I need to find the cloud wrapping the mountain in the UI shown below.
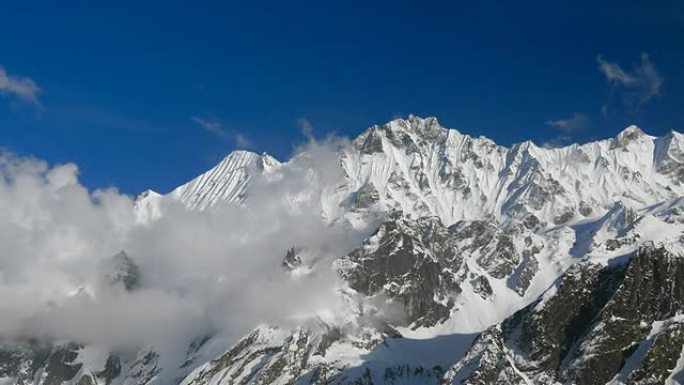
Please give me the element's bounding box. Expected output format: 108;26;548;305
0;138;374;369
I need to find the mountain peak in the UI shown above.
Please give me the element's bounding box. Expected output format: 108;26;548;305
259;152;281;171
616;125;646;141
136;189;161;200
215;150;281;172
220;149;260;162
384;115;452;137
104;251;140;291
354;115;453;154
611;125;648;149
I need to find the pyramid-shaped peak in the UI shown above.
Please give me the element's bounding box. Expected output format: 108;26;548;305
259;152;281;170
213;150;282;172
383;115;455;137
222;150;261;162
616;125;646;141
136;189;162;200
107;251;140;291
218;150;281;168
611;125;649;149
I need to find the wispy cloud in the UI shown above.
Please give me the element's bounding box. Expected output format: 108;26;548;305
0;66;40;106
191;116;253;149
545;112;589;133
296;118;314;140
192;116;226;137
233;132;252;149
597;53;662;111
541;135;572;149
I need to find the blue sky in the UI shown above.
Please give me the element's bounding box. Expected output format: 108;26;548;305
1;0;683;194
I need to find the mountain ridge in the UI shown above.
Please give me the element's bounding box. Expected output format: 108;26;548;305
138;116;684;231
4;115;684;385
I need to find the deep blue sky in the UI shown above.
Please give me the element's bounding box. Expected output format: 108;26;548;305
1;0;683;195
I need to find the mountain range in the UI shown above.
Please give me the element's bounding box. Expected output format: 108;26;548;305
3;115;684;385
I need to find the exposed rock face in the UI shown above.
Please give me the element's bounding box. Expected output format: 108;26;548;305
339;212;546;328
563;248;684;385
0;343;123;385
180;323;405;385
339;214;462;327
626;320;684;384
105;251;141;291
445;246;684;385
282;247;303;271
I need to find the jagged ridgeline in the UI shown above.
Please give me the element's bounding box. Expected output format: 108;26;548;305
5;115;684;384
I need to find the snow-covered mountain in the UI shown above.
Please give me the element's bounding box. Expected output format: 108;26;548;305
4;115;684;385
138;115;684;227
134;151;280;221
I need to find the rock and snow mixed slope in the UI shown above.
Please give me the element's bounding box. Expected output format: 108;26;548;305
3;115;684;385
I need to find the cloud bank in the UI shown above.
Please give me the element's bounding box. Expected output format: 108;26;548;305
0;138;376;367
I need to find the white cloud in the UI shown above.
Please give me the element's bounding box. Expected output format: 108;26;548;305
192;116;226;137
234;132;252;148
297;118;314;139
545;112;589;133
0;138;378;376
597;53;663;109
192;116;253;149
541;135;572;149
0;66;40;105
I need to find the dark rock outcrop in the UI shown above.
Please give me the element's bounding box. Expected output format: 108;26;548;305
446;246;684;385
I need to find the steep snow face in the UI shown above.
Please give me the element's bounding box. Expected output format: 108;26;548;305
655;130;684;183
136;116;683;231
167;151;280;210
338;116;508;226
134;151;281;220
339;118;683;229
